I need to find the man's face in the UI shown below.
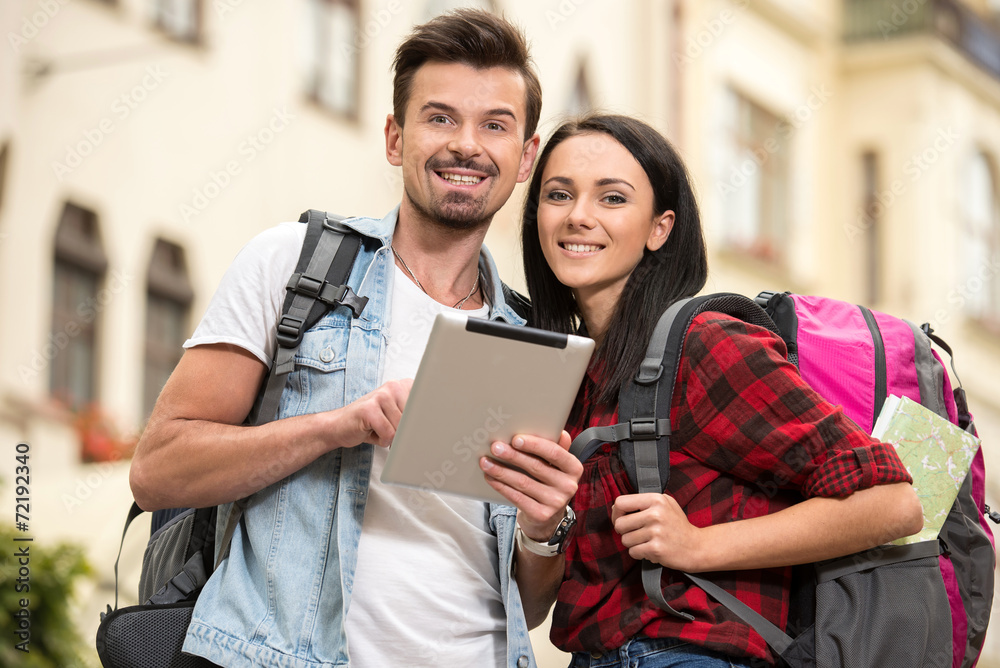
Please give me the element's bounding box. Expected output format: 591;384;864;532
385;61;540;231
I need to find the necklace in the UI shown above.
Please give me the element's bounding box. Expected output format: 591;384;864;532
391;244;481;309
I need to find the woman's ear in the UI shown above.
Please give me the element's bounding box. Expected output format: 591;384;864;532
646;210;675;252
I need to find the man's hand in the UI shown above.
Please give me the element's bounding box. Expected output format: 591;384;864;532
479;430;581;539
338;378;412;449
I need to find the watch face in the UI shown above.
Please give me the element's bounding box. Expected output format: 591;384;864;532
548;507;577;552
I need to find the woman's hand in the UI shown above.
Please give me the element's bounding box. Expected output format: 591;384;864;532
611;493;704;572
480;430;581;540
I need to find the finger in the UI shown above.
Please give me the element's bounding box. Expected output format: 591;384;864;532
489;442;578;522
480;457;539;511
495;436;583;485
613;493;659;515
558;430;572;451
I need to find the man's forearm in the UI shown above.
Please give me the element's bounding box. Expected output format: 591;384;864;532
130;411;339;510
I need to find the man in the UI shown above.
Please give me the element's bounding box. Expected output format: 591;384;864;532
130;10;581;668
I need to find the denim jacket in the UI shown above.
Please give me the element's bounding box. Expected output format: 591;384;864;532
182;208;536;668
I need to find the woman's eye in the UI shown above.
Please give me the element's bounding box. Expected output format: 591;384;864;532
604;194;627;205
545;190;570;201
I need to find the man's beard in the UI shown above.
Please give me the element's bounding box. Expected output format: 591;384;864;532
405;188;494;231
407;157;500;230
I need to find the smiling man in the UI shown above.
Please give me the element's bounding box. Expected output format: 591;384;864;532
129;9;583;668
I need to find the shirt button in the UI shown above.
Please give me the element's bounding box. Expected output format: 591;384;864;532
319;347;335;363
517;656;529;668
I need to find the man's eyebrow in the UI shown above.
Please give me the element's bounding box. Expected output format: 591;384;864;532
420;101;458;116
484;107;517;121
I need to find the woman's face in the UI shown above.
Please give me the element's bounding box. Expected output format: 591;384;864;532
536;132;673;306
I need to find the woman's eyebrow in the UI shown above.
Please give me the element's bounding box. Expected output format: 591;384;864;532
595;178;636;190
542;176;574;187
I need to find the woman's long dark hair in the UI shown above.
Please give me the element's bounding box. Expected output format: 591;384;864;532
521;114;708;404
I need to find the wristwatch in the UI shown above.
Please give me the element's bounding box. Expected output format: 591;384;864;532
515;506;577;557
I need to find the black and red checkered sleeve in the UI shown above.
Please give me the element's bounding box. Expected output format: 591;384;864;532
675;313;912;499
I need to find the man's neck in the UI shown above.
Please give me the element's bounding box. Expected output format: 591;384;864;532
391;204;491;309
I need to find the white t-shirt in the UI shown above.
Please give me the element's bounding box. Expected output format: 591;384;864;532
184;223;506;667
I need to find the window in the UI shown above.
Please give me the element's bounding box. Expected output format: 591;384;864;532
962;151;1000;326
51;203;107;407
718;89;791;265
567;61;593;116
150;0;202;44
144;239;193;419
302;0;361;118
0;142;9;214
861;151;881;305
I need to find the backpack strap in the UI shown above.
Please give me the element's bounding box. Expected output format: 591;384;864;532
251;210;368;426
111;501;146;610
919;322;976;433
501;283;532;321
570;292;780;620
685;540;942;660
224;210;369;564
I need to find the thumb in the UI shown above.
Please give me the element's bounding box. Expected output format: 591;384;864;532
558;430;572;451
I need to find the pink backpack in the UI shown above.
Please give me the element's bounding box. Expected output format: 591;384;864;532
757;291;996;668
572;291;997;667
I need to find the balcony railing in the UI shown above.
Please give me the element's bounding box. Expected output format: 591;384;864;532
844;0;1000;81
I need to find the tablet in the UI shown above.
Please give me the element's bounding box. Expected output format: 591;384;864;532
381;311;595;505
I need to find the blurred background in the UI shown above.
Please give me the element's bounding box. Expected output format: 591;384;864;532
1;0;1000;666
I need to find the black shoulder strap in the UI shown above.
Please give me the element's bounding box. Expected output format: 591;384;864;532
223;210;369;566
250;210;368;425
569;292;780;620
755;290;800;365
501;283;532;321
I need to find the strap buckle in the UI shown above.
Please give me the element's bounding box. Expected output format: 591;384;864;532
287;273;323;298
317;283;368;318
629;418;660;441
276;314;306;348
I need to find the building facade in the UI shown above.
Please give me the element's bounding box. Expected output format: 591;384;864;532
1;0;999;665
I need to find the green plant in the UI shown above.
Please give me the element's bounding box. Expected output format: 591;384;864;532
0;524;93;668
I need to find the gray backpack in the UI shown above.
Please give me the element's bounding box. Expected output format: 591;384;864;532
96;210;368;668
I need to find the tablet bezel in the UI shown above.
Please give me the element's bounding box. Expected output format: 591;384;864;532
380;312;594;505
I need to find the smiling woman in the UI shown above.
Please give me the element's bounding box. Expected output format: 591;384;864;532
535;131;673;342
519;115;922;668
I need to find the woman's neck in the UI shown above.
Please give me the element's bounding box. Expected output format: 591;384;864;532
575;285;622;347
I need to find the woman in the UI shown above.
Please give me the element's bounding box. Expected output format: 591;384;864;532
518;115;923;667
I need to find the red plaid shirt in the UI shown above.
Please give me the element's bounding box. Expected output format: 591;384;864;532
551;313;912;663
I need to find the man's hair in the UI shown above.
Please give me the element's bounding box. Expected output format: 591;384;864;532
392;8;542;140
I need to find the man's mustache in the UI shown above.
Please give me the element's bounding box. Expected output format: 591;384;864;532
426;158;499;178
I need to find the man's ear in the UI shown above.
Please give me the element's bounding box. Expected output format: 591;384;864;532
646;210;675;251
517;133;541;183
385;114;403;166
